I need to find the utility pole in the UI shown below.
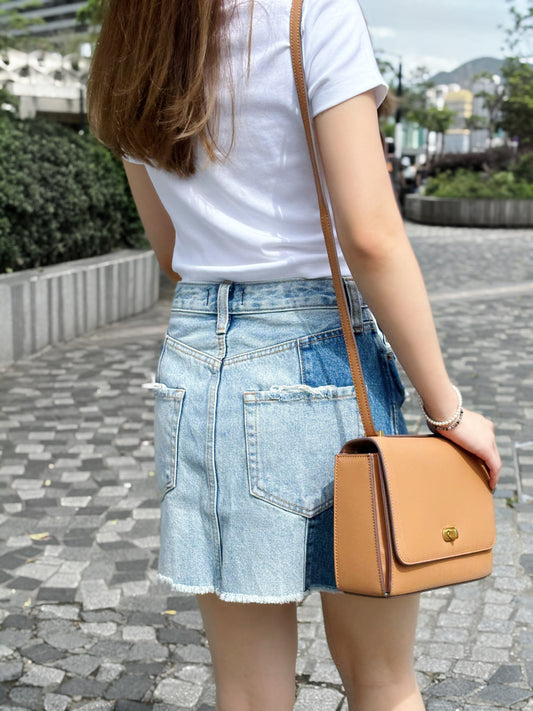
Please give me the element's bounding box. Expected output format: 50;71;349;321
79;84;85;132
394;57;403;159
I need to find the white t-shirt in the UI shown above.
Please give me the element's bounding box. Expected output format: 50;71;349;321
125;0;386;282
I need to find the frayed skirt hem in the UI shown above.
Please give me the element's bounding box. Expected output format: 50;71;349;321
157;573;339;604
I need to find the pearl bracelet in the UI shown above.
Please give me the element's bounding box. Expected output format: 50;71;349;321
420;385;463;428
436;408;464;431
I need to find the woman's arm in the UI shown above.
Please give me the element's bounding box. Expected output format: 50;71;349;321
122;161;180;284
314;90;500;487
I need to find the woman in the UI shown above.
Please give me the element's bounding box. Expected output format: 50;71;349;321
88;1;500;709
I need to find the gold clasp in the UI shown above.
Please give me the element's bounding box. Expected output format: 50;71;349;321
442;527;459;543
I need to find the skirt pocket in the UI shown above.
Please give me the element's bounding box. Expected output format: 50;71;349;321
153;385;186;499
243;384;363;518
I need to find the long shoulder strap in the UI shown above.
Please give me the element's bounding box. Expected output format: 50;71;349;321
289;0;377;437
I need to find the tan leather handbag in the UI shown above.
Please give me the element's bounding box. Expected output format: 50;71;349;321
290;0;496;597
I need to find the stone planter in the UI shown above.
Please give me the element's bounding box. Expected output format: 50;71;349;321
405;195;533;227
0;249;160;369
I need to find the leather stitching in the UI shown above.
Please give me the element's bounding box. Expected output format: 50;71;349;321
333;457;343;587
369;455;386;595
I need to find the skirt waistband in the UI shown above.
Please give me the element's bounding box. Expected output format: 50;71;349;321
171;278;372;327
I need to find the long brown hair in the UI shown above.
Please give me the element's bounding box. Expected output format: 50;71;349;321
87;0;233;177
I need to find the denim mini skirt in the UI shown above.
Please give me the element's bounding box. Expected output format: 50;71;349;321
151;277;407;603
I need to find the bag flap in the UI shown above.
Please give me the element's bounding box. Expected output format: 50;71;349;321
360;436;496;566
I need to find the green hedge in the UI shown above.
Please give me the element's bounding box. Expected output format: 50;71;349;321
426;168;533;199
0;113;145;273
513;152;533;184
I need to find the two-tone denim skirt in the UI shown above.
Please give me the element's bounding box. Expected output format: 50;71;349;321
151;277;407;603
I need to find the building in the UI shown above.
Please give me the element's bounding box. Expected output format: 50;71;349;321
0;48;88;124
0;2;90;123
1;0;86;37
424;81;499;154
444;89;474;153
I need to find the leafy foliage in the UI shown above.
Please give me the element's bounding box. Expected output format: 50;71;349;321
401;67;458;156
0;114;145;273
504;0;533;56
424;107;455;135
403;66;434;126
77;0;104;25
499;57;533;149
473;72;506;148
464;114;487;132
513;151;533;182
0;0;44;51
426;168;533;199
0;85;18;110
498;1;533;149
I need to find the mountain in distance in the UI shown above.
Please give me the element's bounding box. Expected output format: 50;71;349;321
430;57;504;88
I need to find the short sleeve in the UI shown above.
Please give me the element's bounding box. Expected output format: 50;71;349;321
301;0;388;118
122;155;145;165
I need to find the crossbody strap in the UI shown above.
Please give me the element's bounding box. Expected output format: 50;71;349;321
289;0;377;437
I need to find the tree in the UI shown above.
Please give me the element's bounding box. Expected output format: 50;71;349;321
499;57;533;149
76;0;104;31
403;66;434;121
464;114;488;152
499;1;533;150
402;66;435;156
70;0;104;52
504;0;532;56
474;72;506;150
77;0;104;26
0;0;43;51
425;107;456;157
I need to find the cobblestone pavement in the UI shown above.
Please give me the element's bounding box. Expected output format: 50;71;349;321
1;222;533;711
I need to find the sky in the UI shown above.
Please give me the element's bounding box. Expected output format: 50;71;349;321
359;0;520;79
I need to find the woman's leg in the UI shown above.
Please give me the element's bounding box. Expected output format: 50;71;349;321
196;594;298;711
321;591;425;711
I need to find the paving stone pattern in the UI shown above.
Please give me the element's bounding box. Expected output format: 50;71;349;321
0;222;532;710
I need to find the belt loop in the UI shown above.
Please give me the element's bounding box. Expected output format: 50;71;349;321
216;281;232;335
342;278;364;333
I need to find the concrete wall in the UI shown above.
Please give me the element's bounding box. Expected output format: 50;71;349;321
406;195;533;227
0;250;159;369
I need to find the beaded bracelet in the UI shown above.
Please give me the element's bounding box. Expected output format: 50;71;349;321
435;408;464;431
420;385;463;430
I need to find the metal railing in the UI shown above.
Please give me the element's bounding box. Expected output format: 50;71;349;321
514;441;533;504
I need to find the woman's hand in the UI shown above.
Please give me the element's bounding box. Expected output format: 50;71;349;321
431;409;501;491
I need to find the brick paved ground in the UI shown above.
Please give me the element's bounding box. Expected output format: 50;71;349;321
0;222;532;710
